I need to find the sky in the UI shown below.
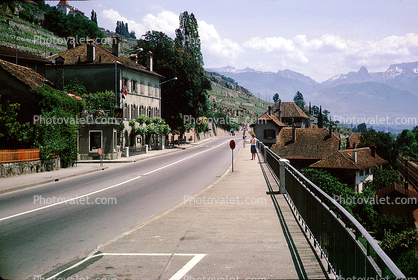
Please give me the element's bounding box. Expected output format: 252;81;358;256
59;0;418;82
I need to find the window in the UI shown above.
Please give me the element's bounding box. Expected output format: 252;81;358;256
264;129;275;140
89;130;102;152
131;80;137;93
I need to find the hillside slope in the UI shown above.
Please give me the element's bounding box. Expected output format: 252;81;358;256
206;71;270;121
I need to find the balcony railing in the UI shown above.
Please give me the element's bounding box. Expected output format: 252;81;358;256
256;140;405;278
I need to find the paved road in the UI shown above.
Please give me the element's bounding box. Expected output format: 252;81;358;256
0;137;242;279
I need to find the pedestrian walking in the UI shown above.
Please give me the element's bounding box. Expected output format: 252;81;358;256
250;132;257;160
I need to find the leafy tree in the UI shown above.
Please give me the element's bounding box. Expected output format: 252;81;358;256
293;91;305;109
311;105;319;117
396;128;418;159
175;11;203;66
356;123;367;133
0;97;29;149
31;86;83;167
360;128;398;166
131;115;171;146
363;167;402;192
273;93;280;103
136;29;211;136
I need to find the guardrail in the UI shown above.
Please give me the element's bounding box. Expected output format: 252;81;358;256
257;140;405;278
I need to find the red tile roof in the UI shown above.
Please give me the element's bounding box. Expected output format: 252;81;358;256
309;147;387;170
271;127;340;160
269;101;309;119
0;58;53;89
375;182;418;201
0;45;51;64
258;113;286;127
347;133;362;148
48;43;163;77
57;0;70;6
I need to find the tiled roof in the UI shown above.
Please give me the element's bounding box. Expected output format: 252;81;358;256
258;113;286;127
309;147;387;170
269;102;309;119
348;133;362;148
57;0;70;6
271;127;340;159
0;58;53;89
48;44;163;77
0;45;52;63
375;182;418;201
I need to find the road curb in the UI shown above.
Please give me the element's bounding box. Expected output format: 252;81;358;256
0;166;109;195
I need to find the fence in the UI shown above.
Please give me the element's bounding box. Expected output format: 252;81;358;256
257;140;405;278
0;149;59;163
0;149;40;163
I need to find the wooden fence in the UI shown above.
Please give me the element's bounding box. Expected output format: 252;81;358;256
0;149;59;163
0;149;40;163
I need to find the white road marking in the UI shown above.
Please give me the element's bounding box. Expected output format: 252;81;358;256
46;252;206;280
0;175;142;222
142;140;229;176
1;139;231;223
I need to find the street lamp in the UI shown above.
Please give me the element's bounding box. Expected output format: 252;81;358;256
114;48;143;108
158;77;177;117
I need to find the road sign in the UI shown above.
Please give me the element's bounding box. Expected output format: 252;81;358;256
98;148;103;155
229;140;236;150
242;125;248;131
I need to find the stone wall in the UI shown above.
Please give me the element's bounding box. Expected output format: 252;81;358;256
0;158;60;178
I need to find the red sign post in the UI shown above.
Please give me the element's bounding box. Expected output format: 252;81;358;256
230;140;235;172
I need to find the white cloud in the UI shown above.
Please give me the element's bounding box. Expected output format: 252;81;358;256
198;20;244;66
100;9;178;37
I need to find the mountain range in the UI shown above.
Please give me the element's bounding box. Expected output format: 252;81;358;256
206;62;418;131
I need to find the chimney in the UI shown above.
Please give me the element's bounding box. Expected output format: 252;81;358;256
278;100;282;121
67;37;75;50
353;150;357;163
129;53;138;63
147;51;153;72
292;124;296;143
87;39;95;63
329;125;333;138
268;106;272;115
371;144;376;158
112;35;121;56
54;56;65;91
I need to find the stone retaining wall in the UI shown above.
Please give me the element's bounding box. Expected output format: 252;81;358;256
0;158;60;178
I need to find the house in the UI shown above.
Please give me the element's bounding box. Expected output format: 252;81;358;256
375;182;418;228
0;58;54;124
45;36;165;159
271;126;340;169
251;107;286;147
0;45;53;77
56;0;71;15
252;101;310;146
309;146;387;192
270;101;310;128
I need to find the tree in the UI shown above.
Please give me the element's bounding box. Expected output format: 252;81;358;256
273;93;280;103
175;11;203;66
318;106;323;128
90;9;97;25
293;91;305;109
396;129;418;159
360;128;398;166
136;29;211;135
311;105;319;117
357;123;367;133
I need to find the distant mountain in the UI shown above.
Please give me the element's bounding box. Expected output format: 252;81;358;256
206;63;418;130
206;66;320;102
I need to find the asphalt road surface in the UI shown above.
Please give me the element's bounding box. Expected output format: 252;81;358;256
0;137;242;279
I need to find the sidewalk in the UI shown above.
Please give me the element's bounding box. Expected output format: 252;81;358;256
48;144;330;280
0;138;213;195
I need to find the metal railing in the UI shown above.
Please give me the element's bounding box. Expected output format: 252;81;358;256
256;140;405;279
